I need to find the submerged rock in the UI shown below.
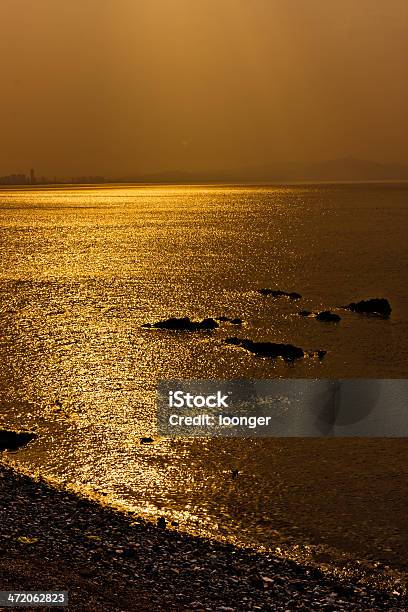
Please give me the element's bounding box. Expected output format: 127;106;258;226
343;298;391;318
225;337;304;361
142;317;219;331
298;310;312;317
258;289;302;300
315;311;341;323
0;429;37;451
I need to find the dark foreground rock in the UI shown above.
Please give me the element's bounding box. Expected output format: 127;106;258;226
0;464;406;611
225;337;305;361
315;311;341;323
0;430;37;452
258;289;302;300
142;317;219;331
343;298;392;318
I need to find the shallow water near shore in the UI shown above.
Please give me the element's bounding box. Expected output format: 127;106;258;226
1;183;408;579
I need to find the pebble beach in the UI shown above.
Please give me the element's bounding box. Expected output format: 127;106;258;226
1;463;406;611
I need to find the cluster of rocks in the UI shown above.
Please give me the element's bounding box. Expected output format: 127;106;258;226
299;298;392;323
1;464;405;611
141;292;392;364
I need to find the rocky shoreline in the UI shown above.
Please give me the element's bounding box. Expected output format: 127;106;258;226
0;463;406;611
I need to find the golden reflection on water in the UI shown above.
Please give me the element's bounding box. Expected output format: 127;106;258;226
1;184;408;577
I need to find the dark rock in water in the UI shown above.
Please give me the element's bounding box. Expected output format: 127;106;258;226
288;292;302;300
142;317;219;331
225;337;242;346
0;429;37;451
216;316;242;325
140;437;154;444
157;517;166;529
307;350;327;359
315;311;341;323
300;309;340;322
231;469;239;479
225;337;304;361
149;317;193;330
344;298;391;318
258;289;302;300
199;318;219;330
258;288;274;296
196;317;218;330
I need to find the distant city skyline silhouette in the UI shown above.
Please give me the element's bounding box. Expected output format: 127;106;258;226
1;157;408;186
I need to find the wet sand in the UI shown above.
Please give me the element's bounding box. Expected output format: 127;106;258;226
0;463;406;611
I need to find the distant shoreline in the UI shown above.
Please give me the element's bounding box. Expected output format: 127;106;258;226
1;179;408;191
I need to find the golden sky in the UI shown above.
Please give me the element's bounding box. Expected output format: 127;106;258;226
1;0;407;177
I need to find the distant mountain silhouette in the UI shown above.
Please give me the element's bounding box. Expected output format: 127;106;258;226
121;158;408;184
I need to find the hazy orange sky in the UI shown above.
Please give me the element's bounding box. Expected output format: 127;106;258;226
1;0;407;177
